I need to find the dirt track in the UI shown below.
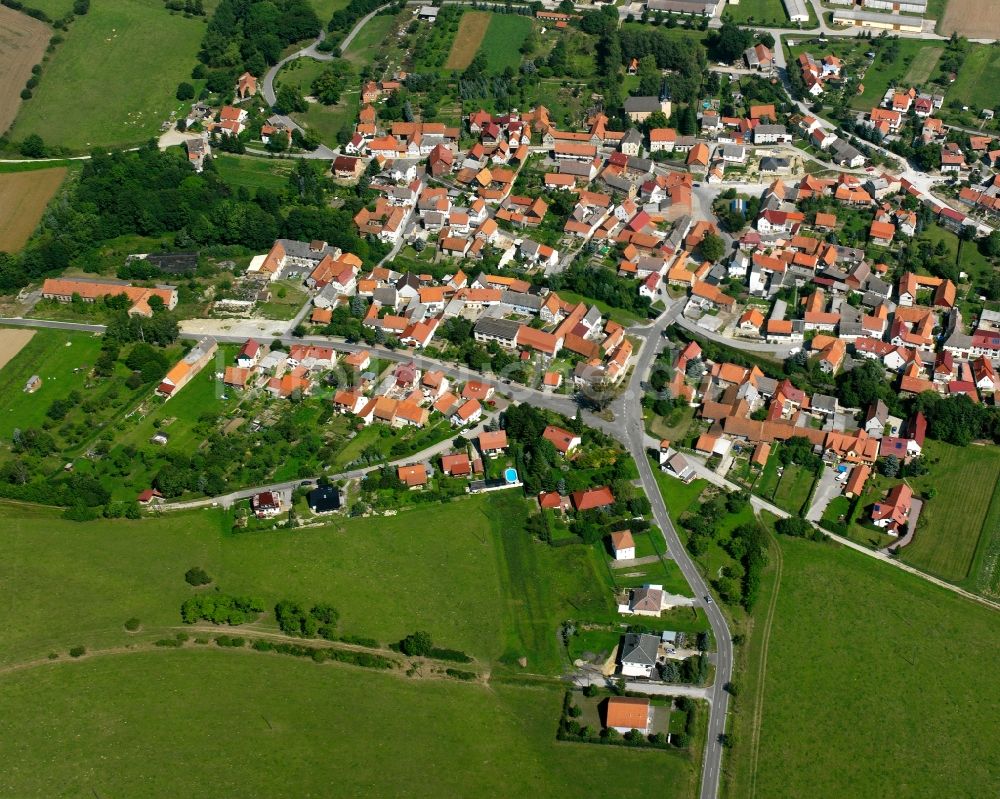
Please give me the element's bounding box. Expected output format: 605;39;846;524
0;6;50;135
445;11;490;70
0;328;34;371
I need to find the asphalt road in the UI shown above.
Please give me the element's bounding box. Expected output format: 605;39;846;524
614;304;733;799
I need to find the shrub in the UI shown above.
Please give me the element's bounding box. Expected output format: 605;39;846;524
68;646;86;658
124;617;141;631
445;668;476;681
398;630;433;657
184;566;212;586
155;638;183;647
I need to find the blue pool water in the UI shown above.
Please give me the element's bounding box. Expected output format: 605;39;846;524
504;468;518;483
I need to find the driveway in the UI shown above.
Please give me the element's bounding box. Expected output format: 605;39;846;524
806;466;842;523
881;497;923;555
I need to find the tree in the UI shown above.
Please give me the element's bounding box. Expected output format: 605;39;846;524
699;233;725;263
19;134;46;158
176;82;195;101
399;630;433;656
185;567;213;586
73;0;90;14
709;20;753;64
878;455;900;478
274;84;307;114
265;130;289;153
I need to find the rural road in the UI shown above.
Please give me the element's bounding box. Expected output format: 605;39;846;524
614;300;733;799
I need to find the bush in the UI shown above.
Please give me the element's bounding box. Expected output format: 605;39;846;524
184;566;212;586
445;668;476;680
155;638;183;647
180;594;264;625
68;646;86;658
124;617;141;631
215;635;245;648
398;630;433;657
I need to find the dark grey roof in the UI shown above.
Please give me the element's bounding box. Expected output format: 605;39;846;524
558;159;593;177
620;633;659;665
501;290;543;311
812;394;838;413
474;317;521;339
624;96;663;113
276;239;338;262
622;128;643;146
307;485;341;512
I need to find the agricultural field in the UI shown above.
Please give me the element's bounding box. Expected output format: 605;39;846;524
939;0;1000;39
444;10;490;70
212;154;296;193
946;43;1000;111
0;328;34;371
0;650;698;797
8;0;203;151
744;536;1000;798
722;0;789;26
0;167;67;251
0;491;614;673
0;327;104;440
0;6;50;135
479;14;533;73
901;441;1000;585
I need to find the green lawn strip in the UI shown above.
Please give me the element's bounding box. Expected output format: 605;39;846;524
256;278;310;320
213;154;296;193
947;43;1000;111
10;0;203;151
567;628;622;661
900;440;1000;583
0;649;697;797
650;463;708;518
343;12;396;65
770;464;816;516
722;0;789;25
487;491;617;673
751;537;1000;798
556;290;644;326
722;511;782;797
969;473;1000;598
478;14;532;73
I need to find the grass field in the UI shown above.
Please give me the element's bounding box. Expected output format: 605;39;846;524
0;491;615;672
900;441;1000;584
212;154;295;192
747;537;1000;798
0;327;104;440
8;0;203;151
310;0;350;24
343;12;395;65
478;14;532;73
770;463;816;516
0;6;50;135
0;168;67;251
445;11;491;70
947;43;1000;110
902;45;943;86
0;649;698;797
722;0;788;25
